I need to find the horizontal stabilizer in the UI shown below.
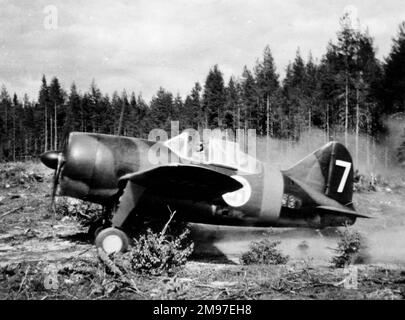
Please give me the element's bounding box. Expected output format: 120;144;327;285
316;206;372;219
119;164;242;200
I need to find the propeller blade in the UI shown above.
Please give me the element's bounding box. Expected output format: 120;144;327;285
50;153;65;210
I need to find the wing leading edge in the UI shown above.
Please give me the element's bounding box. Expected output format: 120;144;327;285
119;164;243;200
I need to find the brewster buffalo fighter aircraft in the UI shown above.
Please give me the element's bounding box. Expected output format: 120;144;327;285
41;131;369;253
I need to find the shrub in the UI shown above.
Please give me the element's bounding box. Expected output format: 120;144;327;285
55;197;103;223
331;228;366;268
0;163;43;188
120;228;194;276
240;239;289;265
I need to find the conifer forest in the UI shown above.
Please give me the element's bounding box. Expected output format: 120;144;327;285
1;15;405;168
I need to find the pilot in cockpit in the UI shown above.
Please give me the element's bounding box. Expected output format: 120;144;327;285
195;141;204;152
192;140;206;162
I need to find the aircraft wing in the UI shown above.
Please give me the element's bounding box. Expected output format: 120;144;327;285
118;164;243;200
316;206;372;219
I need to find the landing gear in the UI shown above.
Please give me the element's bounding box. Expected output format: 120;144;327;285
87;203;116;239
88;219;111;239
95;227;129;254
93;185;138;254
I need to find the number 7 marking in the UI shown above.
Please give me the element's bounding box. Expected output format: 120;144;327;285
335;160;351;193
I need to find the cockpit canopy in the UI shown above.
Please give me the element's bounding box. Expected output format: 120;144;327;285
164;131;261;174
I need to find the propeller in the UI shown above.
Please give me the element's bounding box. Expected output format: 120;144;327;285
40;151;65;211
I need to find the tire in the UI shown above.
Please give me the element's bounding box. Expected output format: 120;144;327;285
95;227;129;254
88;219;111;239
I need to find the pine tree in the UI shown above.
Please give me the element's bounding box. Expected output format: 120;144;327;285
117;90;131;136
182;82;202;130
0;86;11;160
149;87;174;132
38;75;50;151
88;80;102;133
11;93;18;161
283;50;309;139
305;53;322;131
202;65;226;128
254;46;280;136
172;94;182;124
336;13;362;145
66;83;81;133
224;77;239;130
136;94;150;138
383;22;405;114
49;77;65;149
240;66;257;131
127;91;138;136
22;94;35;156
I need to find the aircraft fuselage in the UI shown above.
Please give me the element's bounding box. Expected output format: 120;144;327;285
53;132;354;229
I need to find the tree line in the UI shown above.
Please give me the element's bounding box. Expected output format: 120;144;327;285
1;15;405;163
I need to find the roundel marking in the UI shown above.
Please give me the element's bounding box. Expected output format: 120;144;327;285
222;175;252;207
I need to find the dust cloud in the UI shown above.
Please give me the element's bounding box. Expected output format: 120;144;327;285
193;126;405;266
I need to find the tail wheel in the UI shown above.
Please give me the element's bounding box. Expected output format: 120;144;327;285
95;227;129;254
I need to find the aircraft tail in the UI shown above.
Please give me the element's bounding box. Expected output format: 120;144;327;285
283;142;354;208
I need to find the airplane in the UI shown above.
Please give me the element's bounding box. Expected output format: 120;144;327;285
40;131;370;254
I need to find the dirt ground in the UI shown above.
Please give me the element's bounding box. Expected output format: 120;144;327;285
0;161;404;300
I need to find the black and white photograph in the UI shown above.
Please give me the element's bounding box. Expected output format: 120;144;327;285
1;0;405;303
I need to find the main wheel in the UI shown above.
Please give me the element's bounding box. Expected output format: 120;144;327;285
95;227;129;254
88;220;103;238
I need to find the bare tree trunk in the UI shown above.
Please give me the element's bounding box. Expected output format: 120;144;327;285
271;118;274;137
266;95;270;158
326;104;330;143
345;73;349;146
44;105;48;152
4;104;8;152
244;119;248;136
54;103;57;150
237;105;240;130
366;107;370;169
266;96;270;137
372;138;376;169
50;116;53;150
12;105;15;162
233;105;236;133
80;101;84;132
366;135;370;169
355;87;359;165
117;101;125;136
4;104;7;132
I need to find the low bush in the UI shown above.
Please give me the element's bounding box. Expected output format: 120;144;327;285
55;197;103;223
331;228;367;268
0;163;43;188
240;239;289;265
116;228;194;276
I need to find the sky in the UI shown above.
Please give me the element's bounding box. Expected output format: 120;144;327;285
0;0;404;102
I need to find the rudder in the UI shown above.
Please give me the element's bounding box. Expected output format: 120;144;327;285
315;142;353;207
283;141;354;207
